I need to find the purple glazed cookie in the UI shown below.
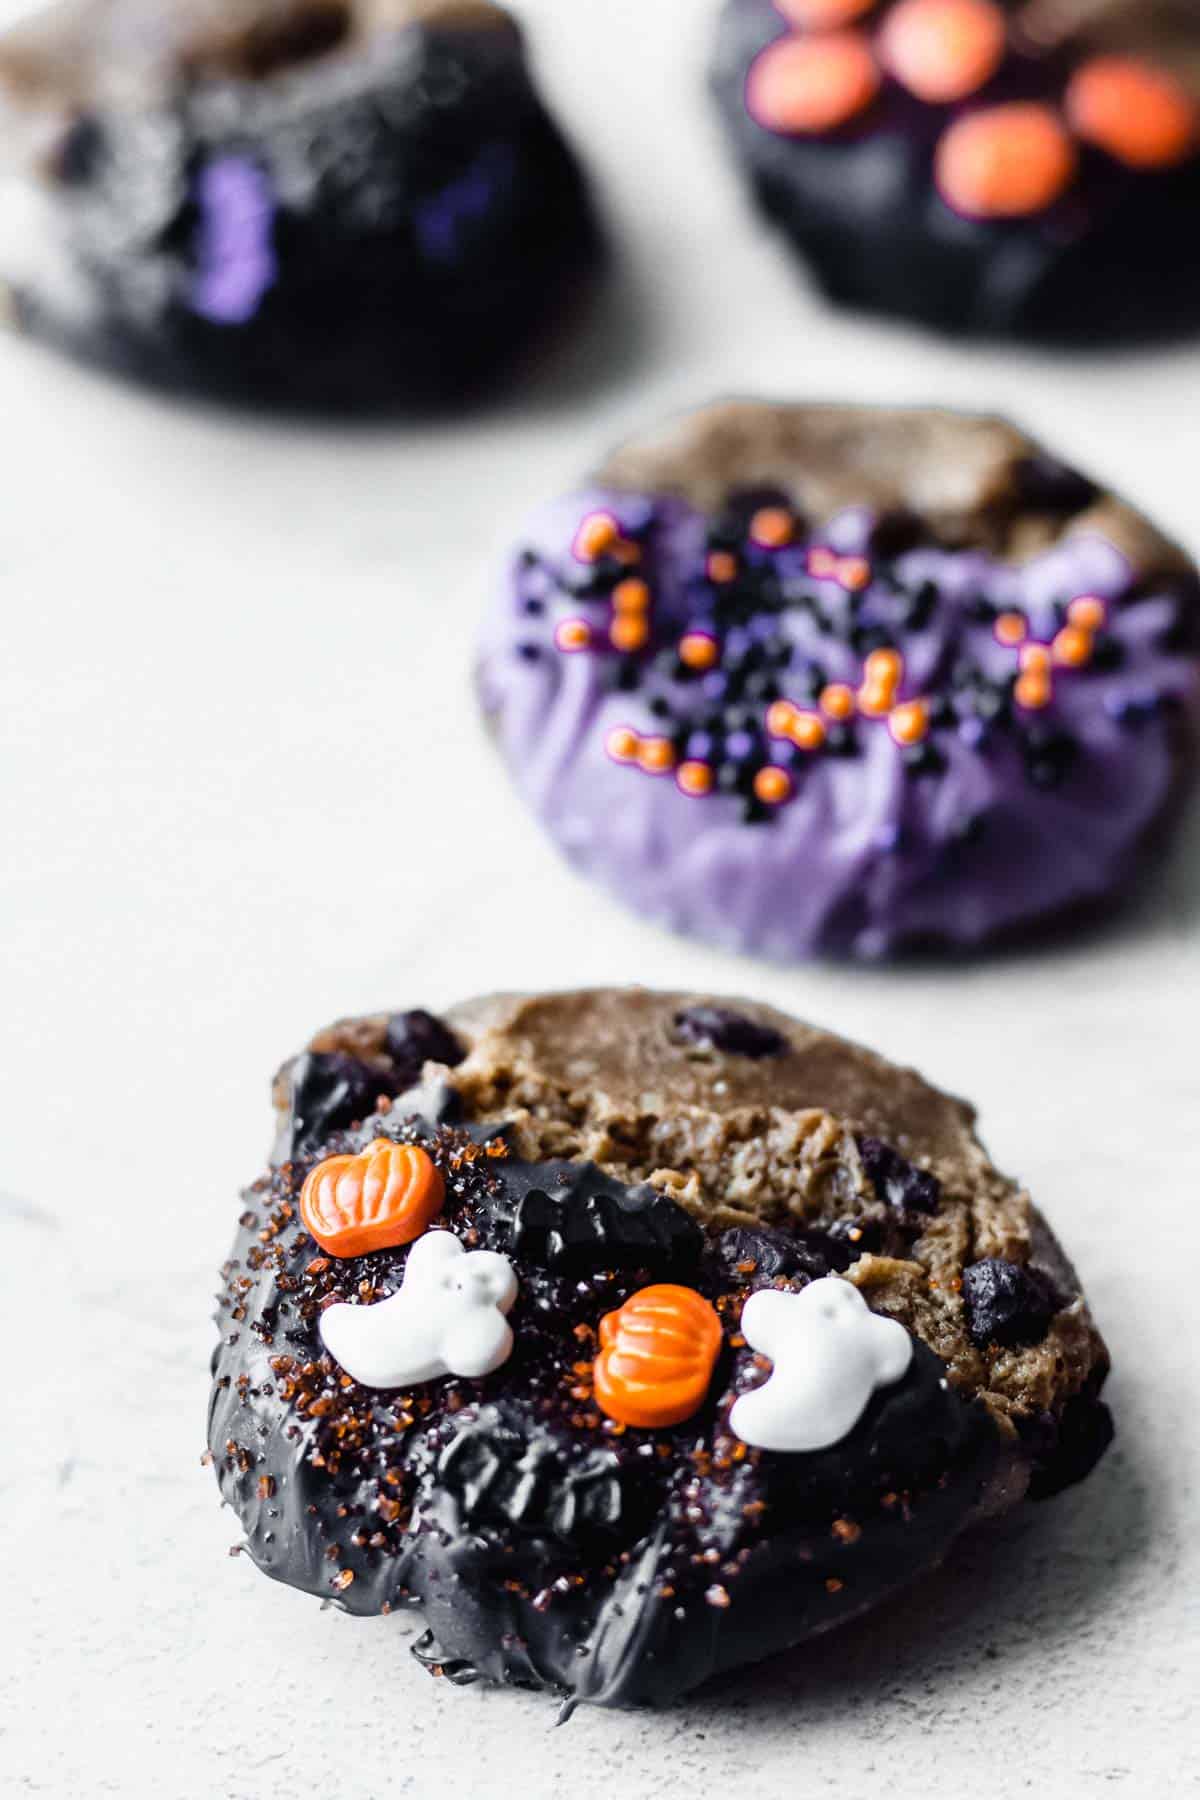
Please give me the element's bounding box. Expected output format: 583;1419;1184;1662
0;0;601;409
208;988;1112;1710
713;0;1200;343
477;400;1199;961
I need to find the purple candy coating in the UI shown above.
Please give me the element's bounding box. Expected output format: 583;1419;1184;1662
190;156;277;327
477;487;1198;960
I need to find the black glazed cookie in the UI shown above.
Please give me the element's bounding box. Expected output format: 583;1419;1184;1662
713;0;1200;342
209;988;1113;1709
0;0;601;408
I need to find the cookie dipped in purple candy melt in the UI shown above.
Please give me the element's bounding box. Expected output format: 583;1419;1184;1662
477;400;1199;961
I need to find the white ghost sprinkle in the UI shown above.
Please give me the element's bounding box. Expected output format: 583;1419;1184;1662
319;1229;518;1390
729;1276;913;1453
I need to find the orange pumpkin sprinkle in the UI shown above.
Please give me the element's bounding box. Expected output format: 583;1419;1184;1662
888;698;930;745
1014;669;1052;710
300;1141;445;1259
677;759;715;797
1018;642;1052;672
1052;624;1094;668
747;32;881;136
808;547;841;578
777;0;876;25
936;102;1076;218
993;610;1028;647
1067;56;1198;170
679;631;720;671
749;505;795;548
881;0;1006;104
554;618;592;652
610;614;650;654
572;511;619;563
707;550;739;584
606;726;641;763
612;577;651;615
593;1286;722;1429
638;735;676;774
753;765;794;804
611;538;643;567
820;682;856;720
1067;595;1107;631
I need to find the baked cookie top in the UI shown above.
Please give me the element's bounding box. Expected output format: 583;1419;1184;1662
209;988;1112;1708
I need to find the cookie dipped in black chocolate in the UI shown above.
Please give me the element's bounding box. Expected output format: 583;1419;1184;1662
0;0;603;408
209;988;1113;1709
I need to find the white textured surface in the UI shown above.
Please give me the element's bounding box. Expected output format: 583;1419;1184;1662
2;0;1199;1792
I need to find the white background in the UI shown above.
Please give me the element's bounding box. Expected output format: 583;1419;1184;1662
2;1;1198;1794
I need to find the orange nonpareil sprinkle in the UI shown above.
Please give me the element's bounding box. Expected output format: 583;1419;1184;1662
554;618;592;652
612;577;651;615
749;504;796;547
572;511;619;563
1052;624;1094;668
638;735;676;774
819;682;856;720
1067;595;1106;631
605;726;641;763
679;631;720;671
993;610;1028;647
888;698;930;745
677;760;715;797
1014;669;1052;710
610;614;650;654
753;765;794;804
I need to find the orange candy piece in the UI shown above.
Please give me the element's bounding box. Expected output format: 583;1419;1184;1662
1067;595;1106;631
677;759;715;797
881;0;1006;104
612;578;651;615
606;726;640;763
679;631;720;670
936;102;1076;217
573;511;619;563
776;0;877;25
994;610;1028;647
1052;624;1093;667
594;1285;723;1429
554;618;592;653
1014;669;1052;710
754;765;794;804
749;505;796;547
819;682;856;720
1067;56;1198;171
610;614;650;654
747;31;881;135
638;735;676;774
888;698;930;745
300;1140;445;1259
